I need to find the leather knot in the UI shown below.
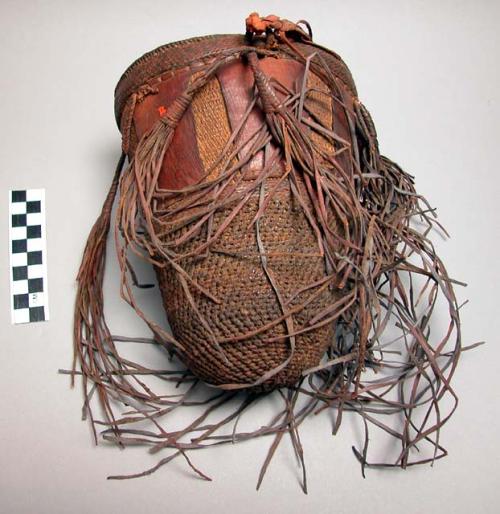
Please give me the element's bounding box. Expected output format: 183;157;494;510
247;52;281;113
160;93;191;128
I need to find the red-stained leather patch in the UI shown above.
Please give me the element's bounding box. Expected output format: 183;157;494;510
132;68;205;190
217;57;304;176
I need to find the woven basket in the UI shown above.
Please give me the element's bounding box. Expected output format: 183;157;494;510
72;16;462;485
113;35;359;389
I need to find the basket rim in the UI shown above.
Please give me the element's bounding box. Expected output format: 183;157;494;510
113;33;357;128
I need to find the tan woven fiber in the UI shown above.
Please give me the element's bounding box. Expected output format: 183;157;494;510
191;76;232;182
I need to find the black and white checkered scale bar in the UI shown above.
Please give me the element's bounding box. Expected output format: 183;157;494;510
9;189;49;323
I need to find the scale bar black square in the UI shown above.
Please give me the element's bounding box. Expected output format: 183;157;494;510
13;294;29;309
27;225;41;238
28;278;44;293
12;214;26;227
13;266;28;281
28;251;43;265
12;240;27;253
11;190;26;202
29;307;45;322
27;201;41;213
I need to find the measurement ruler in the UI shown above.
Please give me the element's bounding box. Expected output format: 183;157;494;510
8;189;49;324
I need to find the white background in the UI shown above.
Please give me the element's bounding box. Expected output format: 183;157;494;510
0;1;499;513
